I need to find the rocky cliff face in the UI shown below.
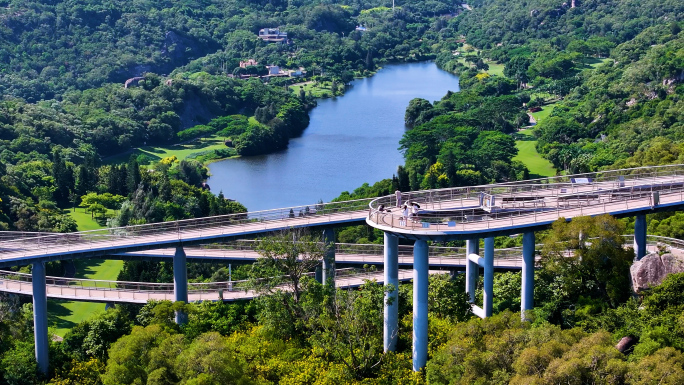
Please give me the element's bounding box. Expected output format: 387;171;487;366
631;252;684;293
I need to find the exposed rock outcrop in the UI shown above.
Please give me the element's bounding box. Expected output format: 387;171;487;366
630;252;684;293
616;336;637;354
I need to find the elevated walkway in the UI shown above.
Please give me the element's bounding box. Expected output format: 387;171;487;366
368;165;684;239
0;268;443;304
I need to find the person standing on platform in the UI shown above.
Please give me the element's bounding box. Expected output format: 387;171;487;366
395;190;402;207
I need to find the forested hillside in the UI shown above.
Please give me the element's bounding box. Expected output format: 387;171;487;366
0;0;683;383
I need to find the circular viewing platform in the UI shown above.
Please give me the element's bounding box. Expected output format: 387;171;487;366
366;165;684;240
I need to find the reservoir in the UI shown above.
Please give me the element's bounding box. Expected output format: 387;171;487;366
207;61;460;211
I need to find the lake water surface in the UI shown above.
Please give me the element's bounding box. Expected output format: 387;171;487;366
207;62;459;211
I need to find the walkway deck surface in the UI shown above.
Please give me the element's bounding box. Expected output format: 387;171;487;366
0;269;445;303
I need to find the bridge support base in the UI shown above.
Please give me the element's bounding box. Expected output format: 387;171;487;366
322;228;335;285
173;246;188;325
383;232;399;352
413;239;429;372
483;237;494;317
521;232;535;320
634;214;647;260
32;262;49;374
465;239;479;303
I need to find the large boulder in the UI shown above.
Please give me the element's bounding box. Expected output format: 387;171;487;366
631;252;684;293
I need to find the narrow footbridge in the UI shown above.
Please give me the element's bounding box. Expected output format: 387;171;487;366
2;164;684;374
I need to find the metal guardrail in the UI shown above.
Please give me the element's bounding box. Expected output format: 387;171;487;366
1;235;682;302
0;197;373;258
2;164;684;259
369;164;684;232
0;267;399;302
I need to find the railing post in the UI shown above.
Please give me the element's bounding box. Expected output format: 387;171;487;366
173;245;188;324
383;232;399;352
32;262;49;374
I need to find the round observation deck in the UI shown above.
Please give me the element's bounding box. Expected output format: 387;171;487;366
366;165;684;240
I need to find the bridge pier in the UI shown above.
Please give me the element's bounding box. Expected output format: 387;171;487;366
32;262;49;374
322;228;335;285
483;237;494;317
413;239;429;372
383;232;399;352
521;232;535;320
465;238;479;303
634;214;647;260
173;246;188;325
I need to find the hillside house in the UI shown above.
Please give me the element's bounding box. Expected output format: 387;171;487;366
258;28;287;42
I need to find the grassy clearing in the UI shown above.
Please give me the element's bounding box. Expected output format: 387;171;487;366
453;55;504;76
486;60;505;76
292;81;339;98
584;57;612;69
51;209;124;337
49;259;124;337
514;129;556;178
530;102;558;123
104;135;229;166
67;207;109;231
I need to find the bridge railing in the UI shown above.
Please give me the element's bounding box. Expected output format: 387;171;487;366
0;197;375;258
0;267;388;298
369;164;684;231
192;240;527;263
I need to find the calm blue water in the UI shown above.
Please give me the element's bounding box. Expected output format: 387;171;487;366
207;62;460;211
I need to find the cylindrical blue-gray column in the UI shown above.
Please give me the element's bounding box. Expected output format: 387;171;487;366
465;239;479;303
634;214;647;260
322;227;335;285
413;239;429;372
521;232;535;320
383;232;399;352
173;245;188;324
32;262;49;374
483;237;495;317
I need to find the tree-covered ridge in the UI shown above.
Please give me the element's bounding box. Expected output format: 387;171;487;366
534;25;684;173
0;0;458;101
455;0;683;49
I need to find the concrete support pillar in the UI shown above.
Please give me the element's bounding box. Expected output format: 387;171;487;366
32;262;49;374
173;246;188;325
521;232;535;320
483;237;495;317
634;214;647;260
314;265;322;283
413;239;429;372
383;232;399;352
465;238;479;303
322;228;335;285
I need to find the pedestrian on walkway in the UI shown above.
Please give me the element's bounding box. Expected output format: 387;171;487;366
395;189;402;207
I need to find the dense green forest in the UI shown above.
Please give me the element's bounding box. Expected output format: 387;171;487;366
0;0;683;383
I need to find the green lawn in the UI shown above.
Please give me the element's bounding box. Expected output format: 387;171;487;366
485;60;505;76
514;129;556;178
104;135;229;166
530;102;558;124
293;81;338;98
51;209;124;337
584;57;612;69
49;259;124;337
67;207;109;231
